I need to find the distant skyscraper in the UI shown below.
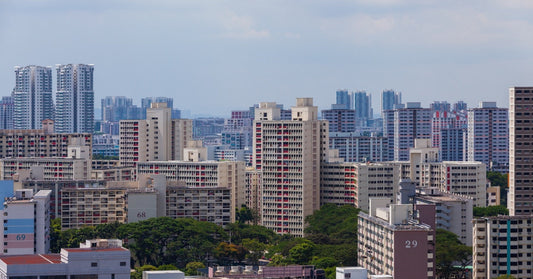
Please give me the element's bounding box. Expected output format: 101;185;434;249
353;91;372;126
0;96;14;130
336;89;352;109
430;101;451;112
381;90;402;114
12;66;54;130
101;96;140;122
509;87;533;216
467;102;508;172
55;64;94;133
453;101;467;112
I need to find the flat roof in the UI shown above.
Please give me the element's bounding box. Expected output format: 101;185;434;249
0;254;61;265
63;247;127;253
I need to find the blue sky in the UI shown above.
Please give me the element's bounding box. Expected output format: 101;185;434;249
1;0;532;116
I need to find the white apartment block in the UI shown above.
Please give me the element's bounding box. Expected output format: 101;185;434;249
473;216;533;279
119;102;192;167
0;157;91;181
55;64;95;134
391;103;432;161
0;124;92;159
467;102;509;172
12;66;54;130
329;133;389;162
416;189;473;246
0;189;51;255
253;98;329;236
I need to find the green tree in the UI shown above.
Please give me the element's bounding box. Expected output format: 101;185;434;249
131;265;157;279
305;204;360;244
242;238;267;264
495;275;516;279
289;242;315;264
185;262;205;276
435;229;472;279
473;205;509;217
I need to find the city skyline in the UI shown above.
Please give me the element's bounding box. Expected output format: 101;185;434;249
1;1;532;116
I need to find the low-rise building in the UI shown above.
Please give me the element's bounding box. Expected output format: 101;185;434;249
0;239;130;279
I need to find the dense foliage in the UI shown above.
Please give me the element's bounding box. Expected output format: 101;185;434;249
51;204;360;279
435;229;471;279
487;171;508;205
473;205;509;217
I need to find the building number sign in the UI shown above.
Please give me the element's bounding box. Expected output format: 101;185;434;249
405;240;418;248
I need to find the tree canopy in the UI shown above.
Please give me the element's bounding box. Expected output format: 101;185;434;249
473;205;509;217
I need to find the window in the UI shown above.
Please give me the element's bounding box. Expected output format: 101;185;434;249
120;262;127;266
91;262;98;267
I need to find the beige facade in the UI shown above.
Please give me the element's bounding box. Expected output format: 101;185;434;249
253;98;329;236
119;103;192;167
244;167;262;222
60;187;128;230
166;186;232;226
473;216;533;279
509;87;533;216
137;160;245;222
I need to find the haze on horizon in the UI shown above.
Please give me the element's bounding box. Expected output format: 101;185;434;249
1;0;533;117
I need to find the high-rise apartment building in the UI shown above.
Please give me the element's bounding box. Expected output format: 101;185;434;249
385;103;432;161
253;98;329;236
119;103;192;167
55;64;94;134
467;102;509;172
0;97;14;130
509;87;533;216
12;66;54;130
322;109;357;133
381;90;401;115
329;133;388;162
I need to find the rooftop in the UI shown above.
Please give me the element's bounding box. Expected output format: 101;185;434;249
0;254;61;265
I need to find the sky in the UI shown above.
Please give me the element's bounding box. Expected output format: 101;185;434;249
1;0;533;117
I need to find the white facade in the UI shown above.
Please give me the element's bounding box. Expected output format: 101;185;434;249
336;267;367;279
0;245;130;279
119;103;192;167
12;66;54;130
467;102;509;172
55;64;95;134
